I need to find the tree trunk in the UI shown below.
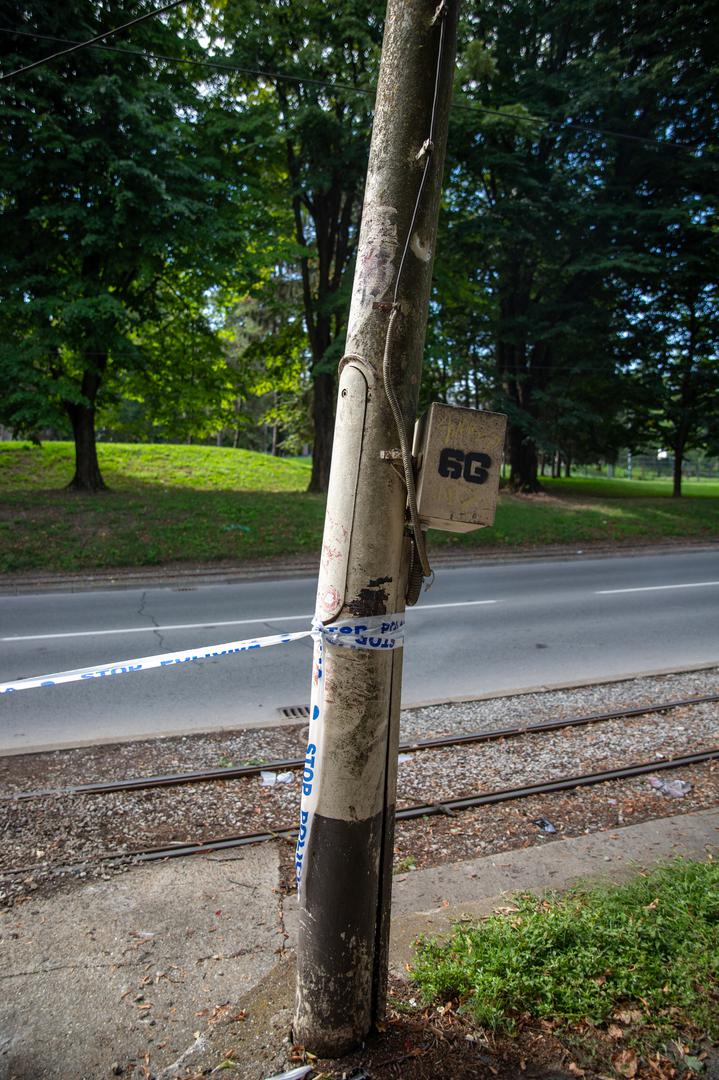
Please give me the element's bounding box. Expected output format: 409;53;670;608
308;370;335;493
508;425;541;492
672;445;684;498
65;366;107;492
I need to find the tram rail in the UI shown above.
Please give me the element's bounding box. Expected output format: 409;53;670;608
5;691;718;803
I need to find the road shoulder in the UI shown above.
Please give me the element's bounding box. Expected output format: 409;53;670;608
1;537;716;595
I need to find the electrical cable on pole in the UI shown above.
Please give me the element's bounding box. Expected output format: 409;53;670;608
380;4;447;595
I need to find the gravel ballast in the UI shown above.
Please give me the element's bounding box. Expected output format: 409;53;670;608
1;666;717;908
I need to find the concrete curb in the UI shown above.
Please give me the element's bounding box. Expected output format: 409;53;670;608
387;806;719;969
1;540;716;595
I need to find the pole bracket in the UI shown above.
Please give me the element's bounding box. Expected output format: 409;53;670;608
380;448;406;484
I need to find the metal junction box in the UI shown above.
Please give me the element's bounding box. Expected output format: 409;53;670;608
412;403;507;532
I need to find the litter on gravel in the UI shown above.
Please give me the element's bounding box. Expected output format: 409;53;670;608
649;776;693;798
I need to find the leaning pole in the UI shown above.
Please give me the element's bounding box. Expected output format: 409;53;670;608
293;0;461;1057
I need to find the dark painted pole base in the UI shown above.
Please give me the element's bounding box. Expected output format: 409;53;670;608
293;808;387;1056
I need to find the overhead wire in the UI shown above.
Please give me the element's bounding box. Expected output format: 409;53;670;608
0;0;187;83
0;26;708;155
0;26;376;98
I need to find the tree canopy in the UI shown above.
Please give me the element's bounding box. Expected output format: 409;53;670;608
0;0;250;487
1;0;716;496
429;0;718;491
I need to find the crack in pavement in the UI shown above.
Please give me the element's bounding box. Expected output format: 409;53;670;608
155;1032;208;1079
194;949;253;963
137;589;166;651
276;847;292;959
0;958;167;980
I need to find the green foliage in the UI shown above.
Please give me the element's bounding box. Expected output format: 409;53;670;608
1;0;717;497
219;278;311;453
98;279;240;443
411;860;719;1037
0;0;252;482
209;0;384;490
431;0;718;490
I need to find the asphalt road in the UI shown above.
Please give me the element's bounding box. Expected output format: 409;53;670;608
1;548;718;754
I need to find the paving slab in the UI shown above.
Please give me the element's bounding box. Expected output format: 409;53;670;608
0;846;283;1080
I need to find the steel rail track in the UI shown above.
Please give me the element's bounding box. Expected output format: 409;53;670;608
3;747;717;876
6;692;719;803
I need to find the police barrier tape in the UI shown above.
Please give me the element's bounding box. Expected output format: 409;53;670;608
0;611;405;892
0;615;405;695
294;612;405;891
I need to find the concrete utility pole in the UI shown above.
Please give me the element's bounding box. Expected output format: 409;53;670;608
293;0;461;1057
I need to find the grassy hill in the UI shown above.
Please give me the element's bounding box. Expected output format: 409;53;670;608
0;441;717;574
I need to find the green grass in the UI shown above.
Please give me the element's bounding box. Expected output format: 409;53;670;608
0;442;717;574
0;442;322;573
542;475;719;499
410;860;719;1044
429;473;719;552
0;440;313;492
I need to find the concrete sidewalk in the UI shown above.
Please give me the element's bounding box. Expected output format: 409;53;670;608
2;808;718;1080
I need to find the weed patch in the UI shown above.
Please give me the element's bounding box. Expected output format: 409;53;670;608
411;860;719;1056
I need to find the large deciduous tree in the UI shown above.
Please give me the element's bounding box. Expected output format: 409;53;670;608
213;0;383;492
439;0;716;491
0;0;246;489
619;241;719;497
602;1;719;496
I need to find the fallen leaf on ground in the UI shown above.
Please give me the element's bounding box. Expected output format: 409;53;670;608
613;1048;639;1078
614;1008;643;1025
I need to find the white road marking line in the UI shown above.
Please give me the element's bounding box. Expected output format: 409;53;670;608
416;599;498;611
1;599;500;643
596;581;719;595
